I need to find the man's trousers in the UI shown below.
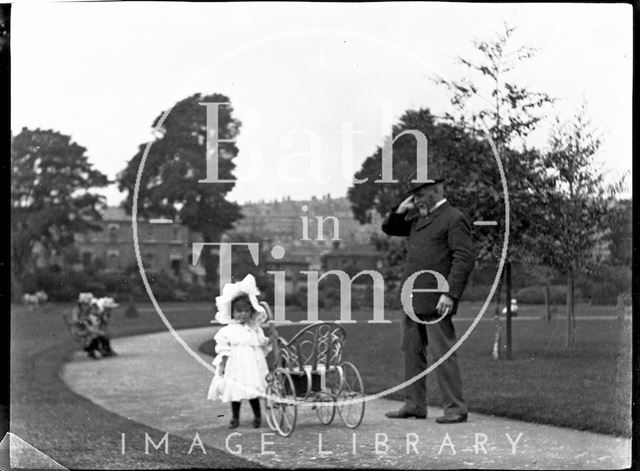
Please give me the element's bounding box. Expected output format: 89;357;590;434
401;313;468;416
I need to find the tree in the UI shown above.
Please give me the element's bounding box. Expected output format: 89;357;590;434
11;128;109;299
347;109;549;306
117;93;243;284
533;102;614;346
605;198;632;266
434;22;554;359
434;22;553;149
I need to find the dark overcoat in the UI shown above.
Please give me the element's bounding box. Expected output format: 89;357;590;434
382;201;475;316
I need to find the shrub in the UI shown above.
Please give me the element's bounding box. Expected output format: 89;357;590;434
20;272;39;294
617;292;632;306
146;272;180;302
101;272;130;295
185;283;214;302
590;282;618;305
80;280;107;298
617;292;632;317
588;265;632;299
514;285;583;305
467;262;542;292
460;285;493;302
384;289;403;310
286;288;308;309
32;267;76;301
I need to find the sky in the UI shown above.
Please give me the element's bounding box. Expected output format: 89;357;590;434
11;2;633;205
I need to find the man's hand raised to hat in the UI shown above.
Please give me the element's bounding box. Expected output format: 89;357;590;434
396;195;416;214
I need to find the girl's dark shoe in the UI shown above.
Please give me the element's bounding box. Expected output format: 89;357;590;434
229;418;239;429
252;417;261;428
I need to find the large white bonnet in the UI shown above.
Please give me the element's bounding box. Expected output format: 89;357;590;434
214;274;267;324
92;297;120;312
78;292;94;304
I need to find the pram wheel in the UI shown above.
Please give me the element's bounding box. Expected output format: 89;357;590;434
337;361;365;428
314;391;336;425
266;368;297;437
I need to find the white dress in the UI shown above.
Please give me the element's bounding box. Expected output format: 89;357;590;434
207;321;271;403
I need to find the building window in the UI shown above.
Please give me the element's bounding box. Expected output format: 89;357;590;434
107;250;119;269
108;224;119;243
171;259;181;278
82;251;93;266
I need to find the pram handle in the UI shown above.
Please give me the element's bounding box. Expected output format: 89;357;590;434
259;301;282;368
259;301;278;335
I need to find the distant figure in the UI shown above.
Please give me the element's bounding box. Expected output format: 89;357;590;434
70;292;99;358
22;290;47;310
71;293;118;359
91;297;119;356
22;293;39;308
125;293;138;318
35;290;48;304
502;298;518;317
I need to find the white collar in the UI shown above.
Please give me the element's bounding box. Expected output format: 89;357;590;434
429;198;447;213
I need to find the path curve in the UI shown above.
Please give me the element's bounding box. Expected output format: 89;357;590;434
62;328;630;469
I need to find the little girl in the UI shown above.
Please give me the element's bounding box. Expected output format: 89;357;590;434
207;275;272;429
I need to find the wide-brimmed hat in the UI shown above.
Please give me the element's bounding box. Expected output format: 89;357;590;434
214;274;267;325
78;292;94;304
92;297;120;312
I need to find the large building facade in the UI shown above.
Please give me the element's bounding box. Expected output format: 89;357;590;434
231;195;383;249
74;207;205;284
228;195;386;294
71;197;385;293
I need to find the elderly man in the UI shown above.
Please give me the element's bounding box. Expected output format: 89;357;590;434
382;177;475;424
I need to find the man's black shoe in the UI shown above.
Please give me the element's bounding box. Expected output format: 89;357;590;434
385;410;426;419
435;413;468;424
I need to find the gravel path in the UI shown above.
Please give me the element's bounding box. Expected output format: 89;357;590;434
62;327;631;469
